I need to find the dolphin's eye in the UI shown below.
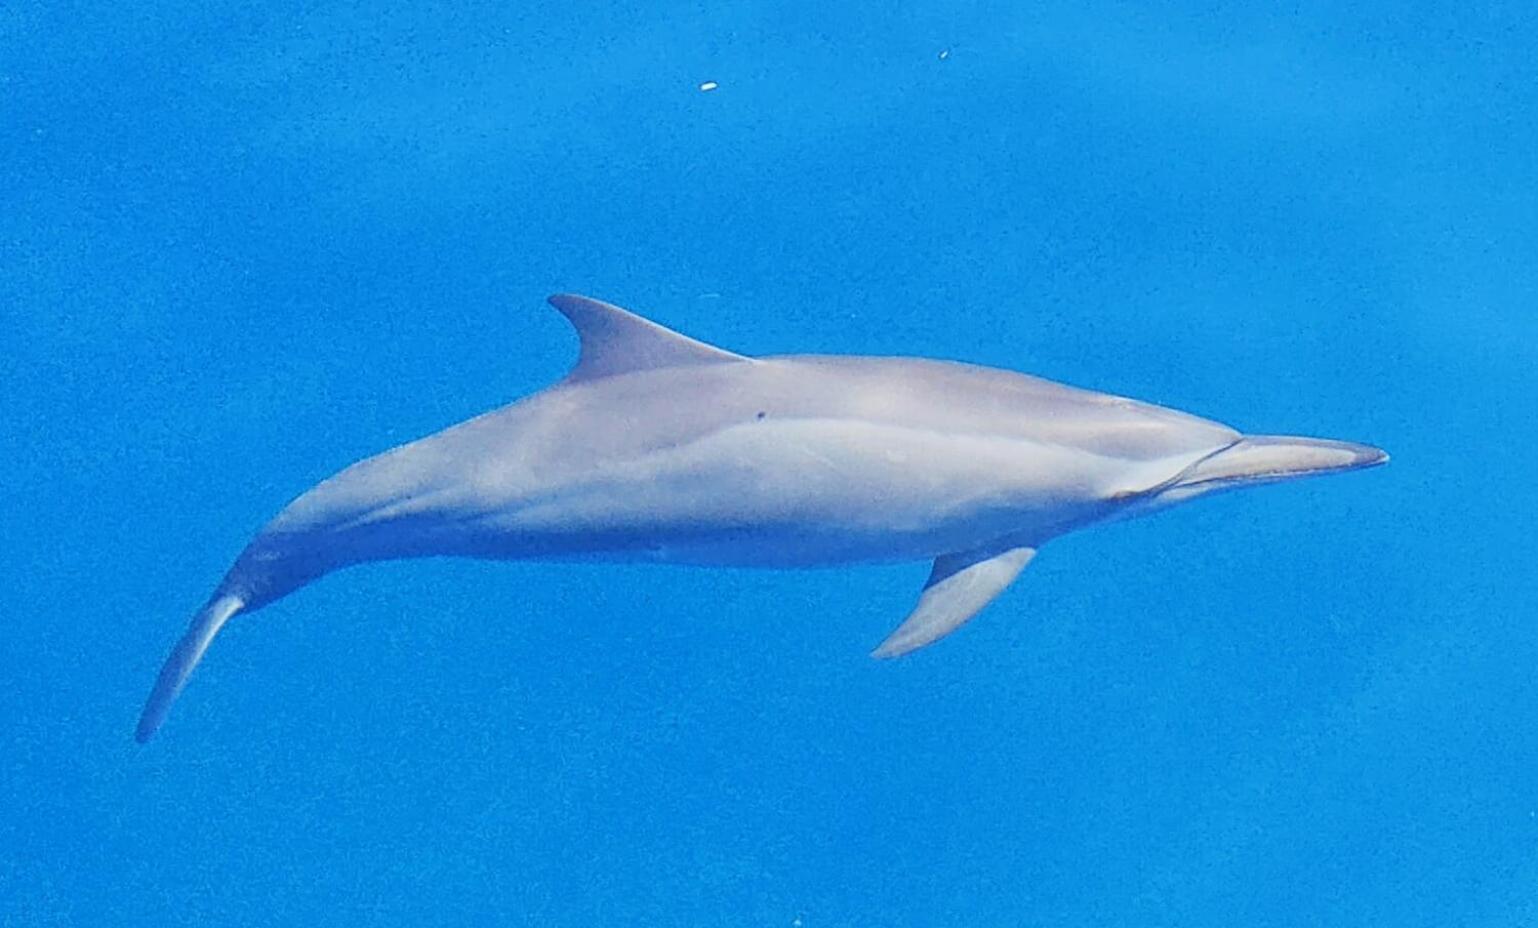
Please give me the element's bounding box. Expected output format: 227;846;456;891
756;411;767;420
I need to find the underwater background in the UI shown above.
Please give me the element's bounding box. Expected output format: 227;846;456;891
4;2;1537;925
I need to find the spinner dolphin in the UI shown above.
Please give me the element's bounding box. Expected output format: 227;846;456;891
136;294;1387;741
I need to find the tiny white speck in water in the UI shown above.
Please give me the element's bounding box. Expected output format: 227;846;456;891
699;80;719;92
938;48;950;60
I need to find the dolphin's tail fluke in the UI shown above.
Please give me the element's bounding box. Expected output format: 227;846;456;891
135;592;245;743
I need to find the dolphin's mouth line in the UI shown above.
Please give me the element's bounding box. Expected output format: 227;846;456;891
1146;438;1246;496
1177;459;1368;490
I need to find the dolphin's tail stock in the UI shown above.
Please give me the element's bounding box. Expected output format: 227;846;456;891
135;592;245;743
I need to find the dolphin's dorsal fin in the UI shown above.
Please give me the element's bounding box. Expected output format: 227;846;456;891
547;294;750;382
871;545;1037;658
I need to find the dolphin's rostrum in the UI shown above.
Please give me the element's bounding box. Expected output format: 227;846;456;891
136;294;1387;741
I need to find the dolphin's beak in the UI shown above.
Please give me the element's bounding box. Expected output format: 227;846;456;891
1171;435;1388;495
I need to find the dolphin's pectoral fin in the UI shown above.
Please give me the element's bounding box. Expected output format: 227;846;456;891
547;294;752;382
872;546;1037;658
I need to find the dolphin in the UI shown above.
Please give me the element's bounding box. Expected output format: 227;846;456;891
135;294;1387;741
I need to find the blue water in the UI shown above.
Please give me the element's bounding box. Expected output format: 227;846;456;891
5;3;1537;925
